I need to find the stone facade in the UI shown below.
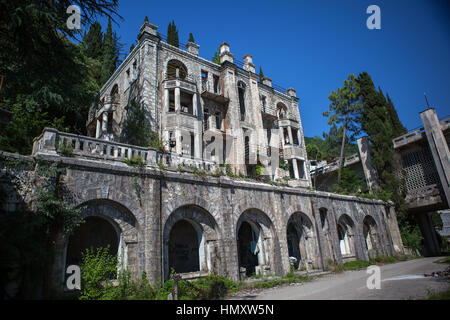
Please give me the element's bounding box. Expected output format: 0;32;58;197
0;150;404;294
86;19;310;185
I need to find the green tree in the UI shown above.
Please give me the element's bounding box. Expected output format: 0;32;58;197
323;74;363;183
212;46;221;65
100;18;119;85
259;66;264;83
167;20;179;48
81;21;104;60
188;32;195;43
306;144;322;161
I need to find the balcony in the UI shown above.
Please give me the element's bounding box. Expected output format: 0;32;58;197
201;81;229;105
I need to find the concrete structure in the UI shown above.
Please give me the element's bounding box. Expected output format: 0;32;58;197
392;108;449;256
85;19;310;186
0;19;406;298
310;136;378;193
1;140;404;295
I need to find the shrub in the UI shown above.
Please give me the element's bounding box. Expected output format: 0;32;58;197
79;247;118;300
123;155;145;167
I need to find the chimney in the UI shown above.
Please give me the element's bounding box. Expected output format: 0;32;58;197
219;42;234;64
262;76;272;87
286;88;297;97
138;18;158;43
243;54;255;73
186;42;200;56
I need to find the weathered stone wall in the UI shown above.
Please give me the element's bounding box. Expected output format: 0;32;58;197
0;152;404;295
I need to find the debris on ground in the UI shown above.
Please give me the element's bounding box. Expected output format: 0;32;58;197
424;266;450;281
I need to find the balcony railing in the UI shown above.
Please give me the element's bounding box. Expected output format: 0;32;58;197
32;128;216;173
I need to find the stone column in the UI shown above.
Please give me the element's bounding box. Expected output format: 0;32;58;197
102;112;108;134
292;158;299;179
175;87;181;112
420;108;450;205
164;89;169;112
96;118;101;138
192;93;198;117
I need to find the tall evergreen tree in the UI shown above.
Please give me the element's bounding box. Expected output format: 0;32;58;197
188;32;195;43
323;74;363;183
357;71;410;231
167;20;179;48
386;93;407;137
101;18;118;85
259;66;264;83
81;21;104;60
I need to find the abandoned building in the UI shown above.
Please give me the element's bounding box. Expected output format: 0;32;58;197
0;18;406;296
312;108;450;256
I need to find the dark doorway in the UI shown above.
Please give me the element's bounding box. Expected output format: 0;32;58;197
237;221;259;276
66;216;119;268
286;223;301;269
168;220;200;273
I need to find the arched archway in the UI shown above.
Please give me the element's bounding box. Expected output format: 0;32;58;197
337;214;356;259
236;209;275;278
65;216;119;269
363;215;380;259
167;59;187;79
286;212;317;270
163;205;219;279
168;219;202;273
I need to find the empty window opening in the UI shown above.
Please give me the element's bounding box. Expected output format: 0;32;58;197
167;60;187;79
168;89;175;112
238;81;246;121
213;75;220;94
215;112;221;130
180;91;193;114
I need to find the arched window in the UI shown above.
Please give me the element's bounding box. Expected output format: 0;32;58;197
167;59;187;80
110;84;119;104
237;81;246;121
277;103;287;119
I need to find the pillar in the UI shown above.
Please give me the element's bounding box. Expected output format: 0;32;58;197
292;158;299;179
101;112;108;134
96;118;101;138
175;87;180;112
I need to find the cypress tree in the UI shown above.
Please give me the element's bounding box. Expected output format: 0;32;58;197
82;21;104;60
259;66;264;83
101;18;118;85
188;33;195;43
386;93;407;137
167;20;179;48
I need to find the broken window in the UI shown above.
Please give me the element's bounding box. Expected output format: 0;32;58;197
238;81;246;121
167;59;187;79
215;112;221;130
180;91;193;114
168;89;175;112
213;75;220;94
201;70;208;91
292;128;299;145
260;95;267;113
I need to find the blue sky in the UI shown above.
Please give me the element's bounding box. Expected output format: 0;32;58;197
94;0;449;138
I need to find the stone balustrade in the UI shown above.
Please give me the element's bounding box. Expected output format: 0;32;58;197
32;128;216;173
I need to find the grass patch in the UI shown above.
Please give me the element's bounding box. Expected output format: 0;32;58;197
434;256;450;265
424;289;450;300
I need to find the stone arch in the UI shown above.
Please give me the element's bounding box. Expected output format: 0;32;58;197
337;214;356;260
286;212;319;270
236;208;276;278
166;59;188;79
62;199;139;283
318;207;336;263
363;215;381;259
163;204;219;279
276;102;288;119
